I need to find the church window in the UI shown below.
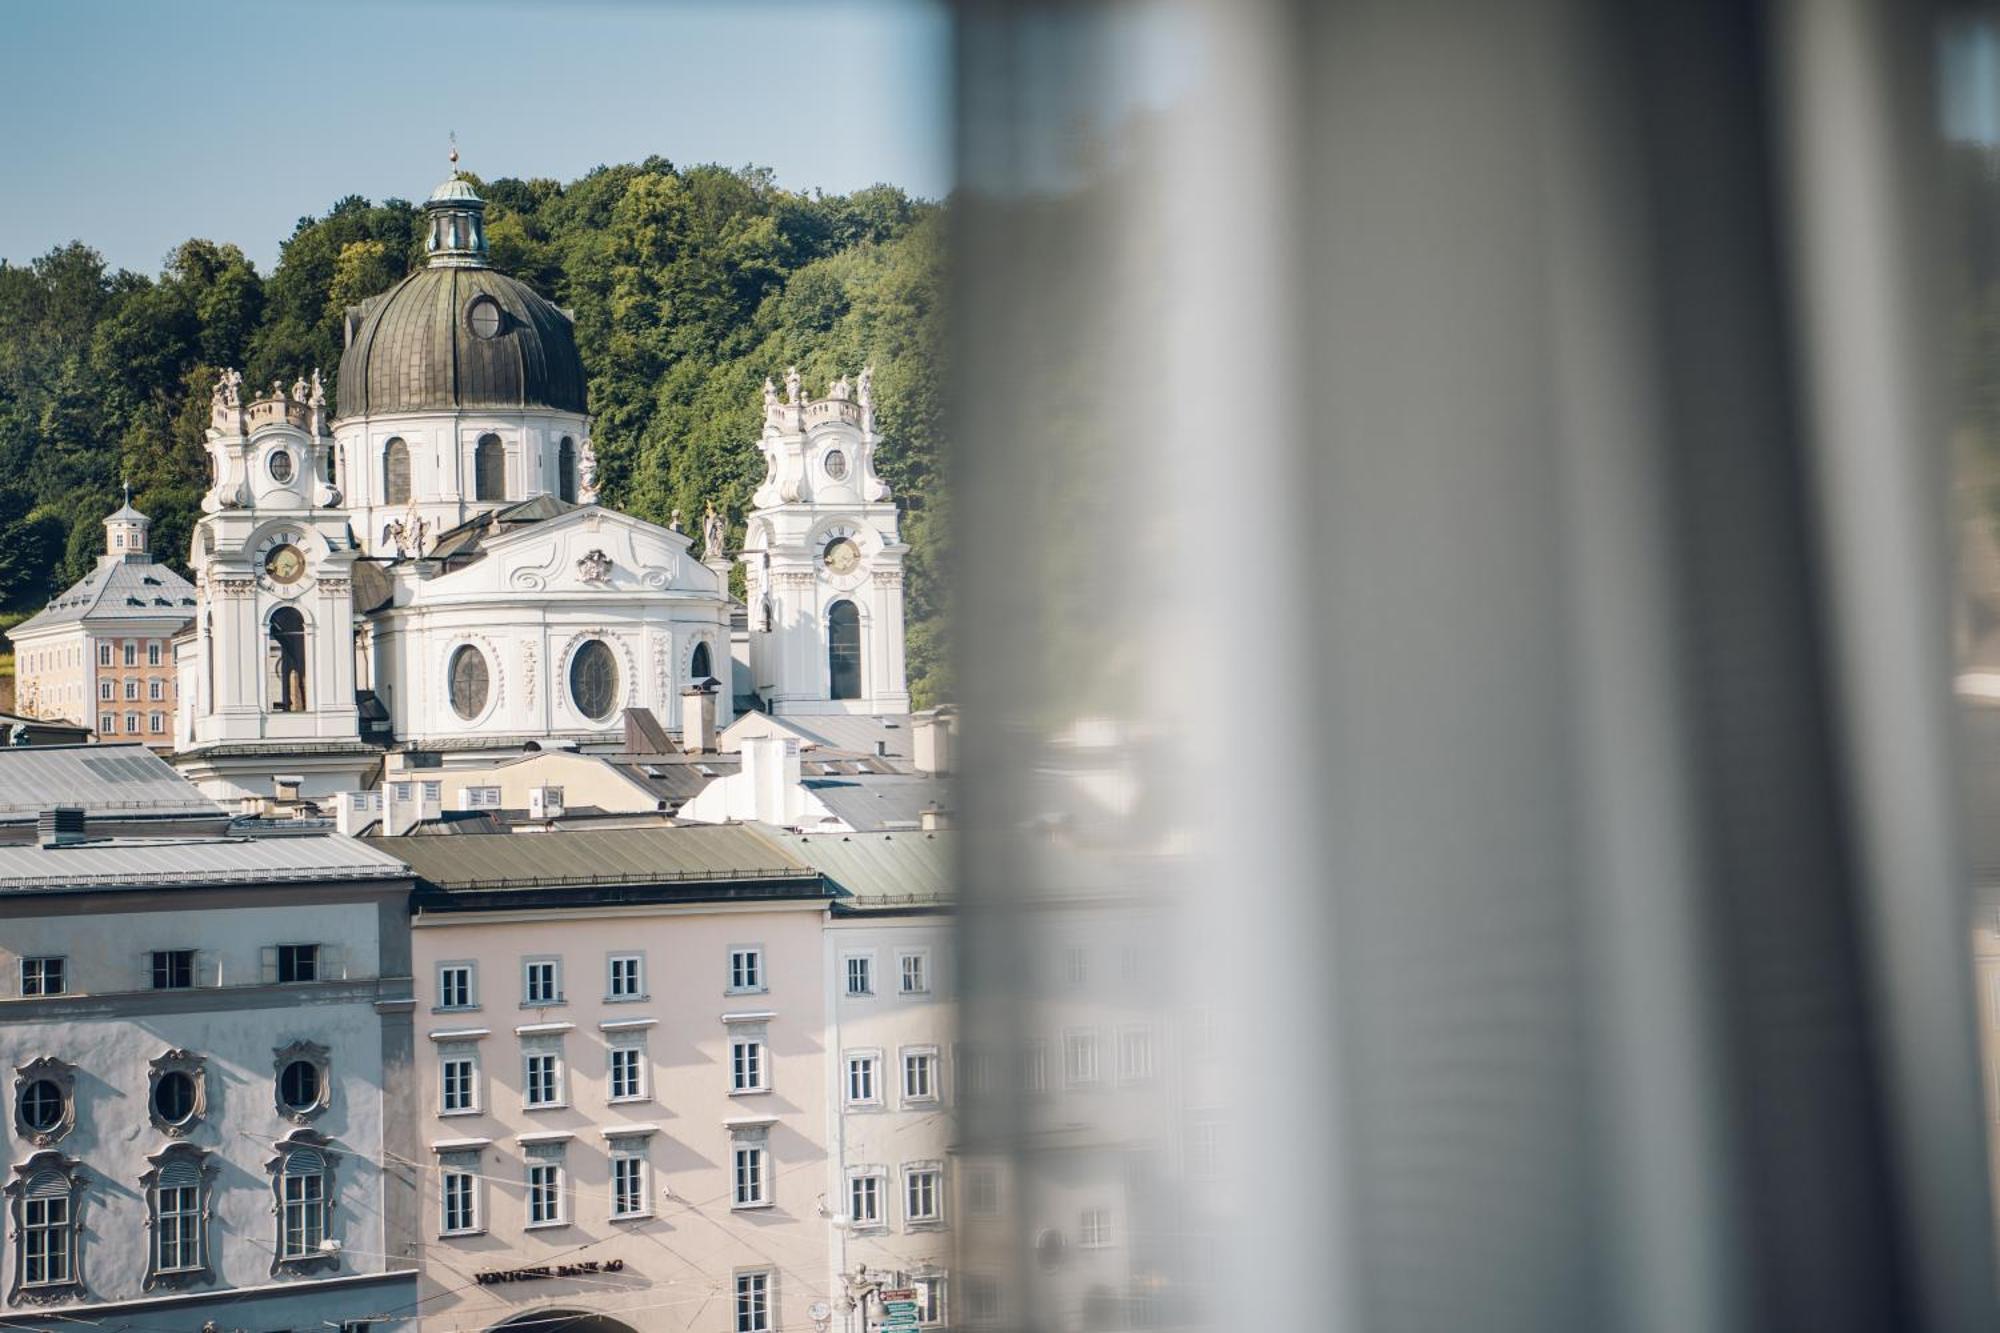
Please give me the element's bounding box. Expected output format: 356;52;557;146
268;449;295;484
558;437;577;503
829;601;862;701
449;645;490;721
475;435;506;503
691;641;712;683
466;295;503;340
384;438;411;506
824;448;849;481
270;608;308;712
569;639;619;722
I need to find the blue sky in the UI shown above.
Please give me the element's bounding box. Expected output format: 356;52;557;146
0;0;953;275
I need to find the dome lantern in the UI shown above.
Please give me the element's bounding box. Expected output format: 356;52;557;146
423;150;488;269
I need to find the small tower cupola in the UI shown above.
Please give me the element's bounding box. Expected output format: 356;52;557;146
103;484;150;561
423;143;488;269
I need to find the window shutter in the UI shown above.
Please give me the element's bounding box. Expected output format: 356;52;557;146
322;945;346;981
195;951;220;988
27;1170;66;1200
139;951;154;988
260;946;279;984
285;1147;324;1176
159;1157;200;1189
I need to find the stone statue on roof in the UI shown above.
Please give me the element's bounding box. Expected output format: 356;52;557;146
702;502;726;563
785;364;801;405
577;437;601;504
763;376;779;413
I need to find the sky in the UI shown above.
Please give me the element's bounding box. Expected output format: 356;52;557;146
0;0;953;275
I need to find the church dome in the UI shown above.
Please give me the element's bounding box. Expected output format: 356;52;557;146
334;173;587;420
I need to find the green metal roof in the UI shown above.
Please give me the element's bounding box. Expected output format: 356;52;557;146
367;822;813;891
768;827;955;909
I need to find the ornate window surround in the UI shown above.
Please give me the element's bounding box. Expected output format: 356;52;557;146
12;1057;76;1148
272;1040;331;1125
140;1143;217;1292
4;1150;86;1307
146;1049;208;1138
265;1128;340;1278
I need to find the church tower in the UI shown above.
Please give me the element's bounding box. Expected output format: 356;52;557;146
741;366;909;715
176;371;367;795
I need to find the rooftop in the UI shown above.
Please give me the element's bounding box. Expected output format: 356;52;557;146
804;773;952;832
770;827;954;910
370;822;817;894
0;745;223;824
11;554;196;635
0;831;411;894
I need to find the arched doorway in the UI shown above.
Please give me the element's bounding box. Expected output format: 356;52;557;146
269;607;307;712
489;1311;639;1333
827;600;861;700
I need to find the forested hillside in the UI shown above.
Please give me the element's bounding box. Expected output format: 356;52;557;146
0;159;950;706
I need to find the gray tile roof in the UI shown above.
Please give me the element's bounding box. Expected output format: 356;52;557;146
366;822;813;891
11;557;196;634
723;713;920;774
769;827;954;909
802;774;952;832
0;745;223;824
0;831;411;893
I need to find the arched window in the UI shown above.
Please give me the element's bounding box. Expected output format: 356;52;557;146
383;438;411;506
146;1146;212;1286
270;608;307;713
475;434;505;503
278;1147;328;1262
690;641;712;683
558;437;577;503
828;601;862;701
19;1169;74;1289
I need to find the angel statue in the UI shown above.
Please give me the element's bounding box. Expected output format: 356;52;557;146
578;437;601;504
785;364;802;405
702;502;726;563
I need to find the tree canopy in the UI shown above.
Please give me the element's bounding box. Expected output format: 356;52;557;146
0;160;950;706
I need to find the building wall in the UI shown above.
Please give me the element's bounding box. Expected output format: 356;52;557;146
409;899;833;1332
0;886;416;1326
13;621;182;748
382;750;664;815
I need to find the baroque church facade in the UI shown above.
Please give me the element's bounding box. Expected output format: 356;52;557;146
170;167;907;800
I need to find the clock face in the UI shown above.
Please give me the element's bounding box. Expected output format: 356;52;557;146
823;536;860;575
264;543;306;585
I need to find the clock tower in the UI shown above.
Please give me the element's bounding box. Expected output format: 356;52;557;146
176;372;370;792
741;365;910;715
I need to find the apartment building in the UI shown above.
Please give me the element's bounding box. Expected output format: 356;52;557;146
382;824;838;1333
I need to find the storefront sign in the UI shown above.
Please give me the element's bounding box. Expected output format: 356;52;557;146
475;1258;628;1285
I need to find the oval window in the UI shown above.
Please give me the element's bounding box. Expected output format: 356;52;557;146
268;450;295;484
568;639;620;722
153;1070;197;1125
450;644;490;720
823;449;848;480
279;1059;321;1113
466;295;503;340
19;1080;62;1132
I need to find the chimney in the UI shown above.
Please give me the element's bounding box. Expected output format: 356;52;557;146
382;780;437;836
913;709;954;776
274;774;303;804
874;739;889;760
920;802;950;832
743;736;800;824
529;785;565;821
38;807;86;848
681;682;718;755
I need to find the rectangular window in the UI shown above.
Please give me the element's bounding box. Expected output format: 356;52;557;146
440;1055;477;1114
149;712;163;734
1064;1030;1100;1087
123;642;136;667
728;946;764;993
281;1171;325;1258
906;1166;943;1224
523;958;561;1006
527;1162;562;1226
732;1145;768;1207
524;1051;562;1108
151;950;193;991
610;1045;645;1101
611;1153;647;1219
442;1171;477;1235
899;950;931;995
846;1053;879;1106
1024;1040;1048;1095
437;963;475;1010
731;1039;766;1094
99;682;112;701
845;954;873;996
148;678;163;700
966;1165;1001;1217
147;642;162;667
1118;1026;1155;1083
20;957;65;997
124;679;138;700
23;1190;72;1285
903;1048;938;1103
125;712;139;734
1080;1207;1111;1248
156;1181;201;1272
965;1275;1002;1324
464;784;502;809
100;713;114;734
849;1173;882;1226
735;1270;772;1333
916;1276;947;1326
277;944;318;984
98;643;111;667
608;953;644;1000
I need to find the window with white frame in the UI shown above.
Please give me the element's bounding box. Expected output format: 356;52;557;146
1023;1040;1048;1095
99;682;112;701
899;950;931;995
124;679;138;701
441;1166;478;1235
99;713;114;734
98;643;111;667
915;1274;947;1325
124;711;138;734
150;1150;208;1278
731;1038;767;1094
611;1145;649;1219
735;1269;773;1333
526;1156;564;1227
149;712;164;734
439;1049;479;1115
463;785;503;809
846;1052;880;1106
523;1047;564;1109
276;1144;332;1262
123;642;136;667
966;1164;1001;1217
608;1039;647;1102
523;957;562;1006
903;1047;939;1104
20;957;65;997
732;1142;769;1207
1117;1026;1155;1083
848;1171;884;1228
16;1163;79;1292
727;946;764;993
437;962;476;1011
1080;1207;1112;1248
845;953;873;996
905;1163;944;1227
607;953;645;1000
1064;1030;1100;1087
147;642;162;667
